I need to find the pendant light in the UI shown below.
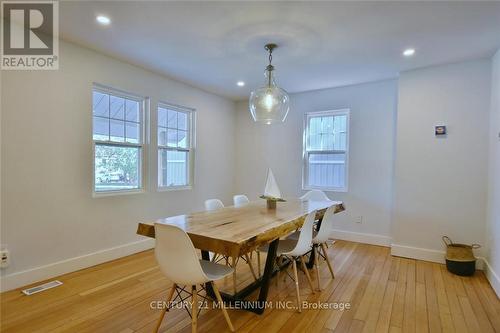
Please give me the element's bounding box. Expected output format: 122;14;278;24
249;43;290;124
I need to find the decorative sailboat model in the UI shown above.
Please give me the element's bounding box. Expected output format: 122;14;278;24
260;168;286;209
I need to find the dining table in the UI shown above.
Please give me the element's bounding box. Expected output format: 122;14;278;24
137;198;345;314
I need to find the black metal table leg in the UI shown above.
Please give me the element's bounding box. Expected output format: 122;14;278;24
201;239;279;315
253;238;279;314
201;250;215;298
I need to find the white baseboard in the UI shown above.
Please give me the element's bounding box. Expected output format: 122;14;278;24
482;258;500;297
0;238;155;292
330;229;392;247
391;244;446;264
391;243;485;270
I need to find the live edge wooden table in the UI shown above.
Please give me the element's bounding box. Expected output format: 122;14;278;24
137;199;344;314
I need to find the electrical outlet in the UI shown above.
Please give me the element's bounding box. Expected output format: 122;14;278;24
354;216;363;224
0;249;10;268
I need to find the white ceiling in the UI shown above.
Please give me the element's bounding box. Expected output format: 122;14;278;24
59;1;500;100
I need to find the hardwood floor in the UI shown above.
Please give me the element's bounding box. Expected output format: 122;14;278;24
1;241;499;333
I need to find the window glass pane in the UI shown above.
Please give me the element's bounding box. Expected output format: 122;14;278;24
308;153;346;189
158;107;168;128
93;116;109;141
178;112;188;130
333;115;347;150
167;129;178;147
95;145;140;192
177;130;188;148
158;149;188;187
334;132;347;151
93;91;109;117
125;122;140;144
167;110;177;128
309;117;321;135
321;116;333;133
110;95;125;120
158;127;167;146
110;119;125;142
308;115;347;151
125;100;140;122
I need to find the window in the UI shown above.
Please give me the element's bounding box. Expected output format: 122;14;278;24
157;103;194;189
303;109;349;192
92;85;145;193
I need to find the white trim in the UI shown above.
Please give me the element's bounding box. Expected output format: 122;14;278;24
482;258;500;297
92;188;145;198
0;239;154;292
330;229;391;247
391;243;485;270
157;185;192;192
391;243;446;263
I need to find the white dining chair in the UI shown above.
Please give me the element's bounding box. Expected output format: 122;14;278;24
258;210;317;313
300;189;331;201
204;198;259;294
233;194;250;207
204;199;224;211
154;223;235;333
312;205;337;290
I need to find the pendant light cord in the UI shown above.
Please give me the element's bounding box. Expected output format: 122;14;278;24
267;48;273;87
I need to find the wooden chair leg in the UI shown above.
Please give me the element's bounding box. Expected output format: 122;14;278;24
320;243;335;279
244;253;258;281
212;282;235;332
300;255;315;294
291;259;302;313
314;246;321;291
257;251;261;277
191;285;198;333
154;283;177;333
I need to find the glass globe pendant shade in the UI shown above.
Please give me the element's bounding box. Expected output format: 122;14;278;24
249;68;290;124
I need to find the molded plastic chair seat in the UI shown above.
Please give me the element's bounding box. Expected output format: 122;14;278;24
154;223;235;332
257;210;317;313
233;194;250;207
199;260;234;281
300;190;331;202
205;199;224;211
286;229;318;241
258;239;301;256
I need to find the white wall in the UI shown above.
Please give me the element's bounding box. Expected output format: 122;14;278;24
392;60;491;262
485;49;500;295
235;80;398;246
0;40;236;290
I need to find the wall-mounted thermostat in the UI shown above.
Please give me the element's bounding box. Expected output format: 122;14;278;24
435;125;447;136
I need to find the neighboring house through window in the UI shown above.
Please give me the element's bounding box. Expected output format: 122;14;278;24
92;85;145;194
157;103;195;189
303;109;350;192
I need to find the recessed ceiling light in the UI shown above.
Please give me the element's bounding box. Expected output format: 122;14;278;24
403;48;415;57
96;15;111;25
237;81;245;87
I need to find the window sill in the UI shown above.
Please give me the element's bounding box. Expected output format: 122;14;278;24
303;185;348;193
157;185;193;192
93;189;145;198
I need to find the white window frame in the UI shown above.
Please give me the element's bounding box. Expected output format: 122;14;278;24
157;102;195;191
302;109;350;192
92;84;147;196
